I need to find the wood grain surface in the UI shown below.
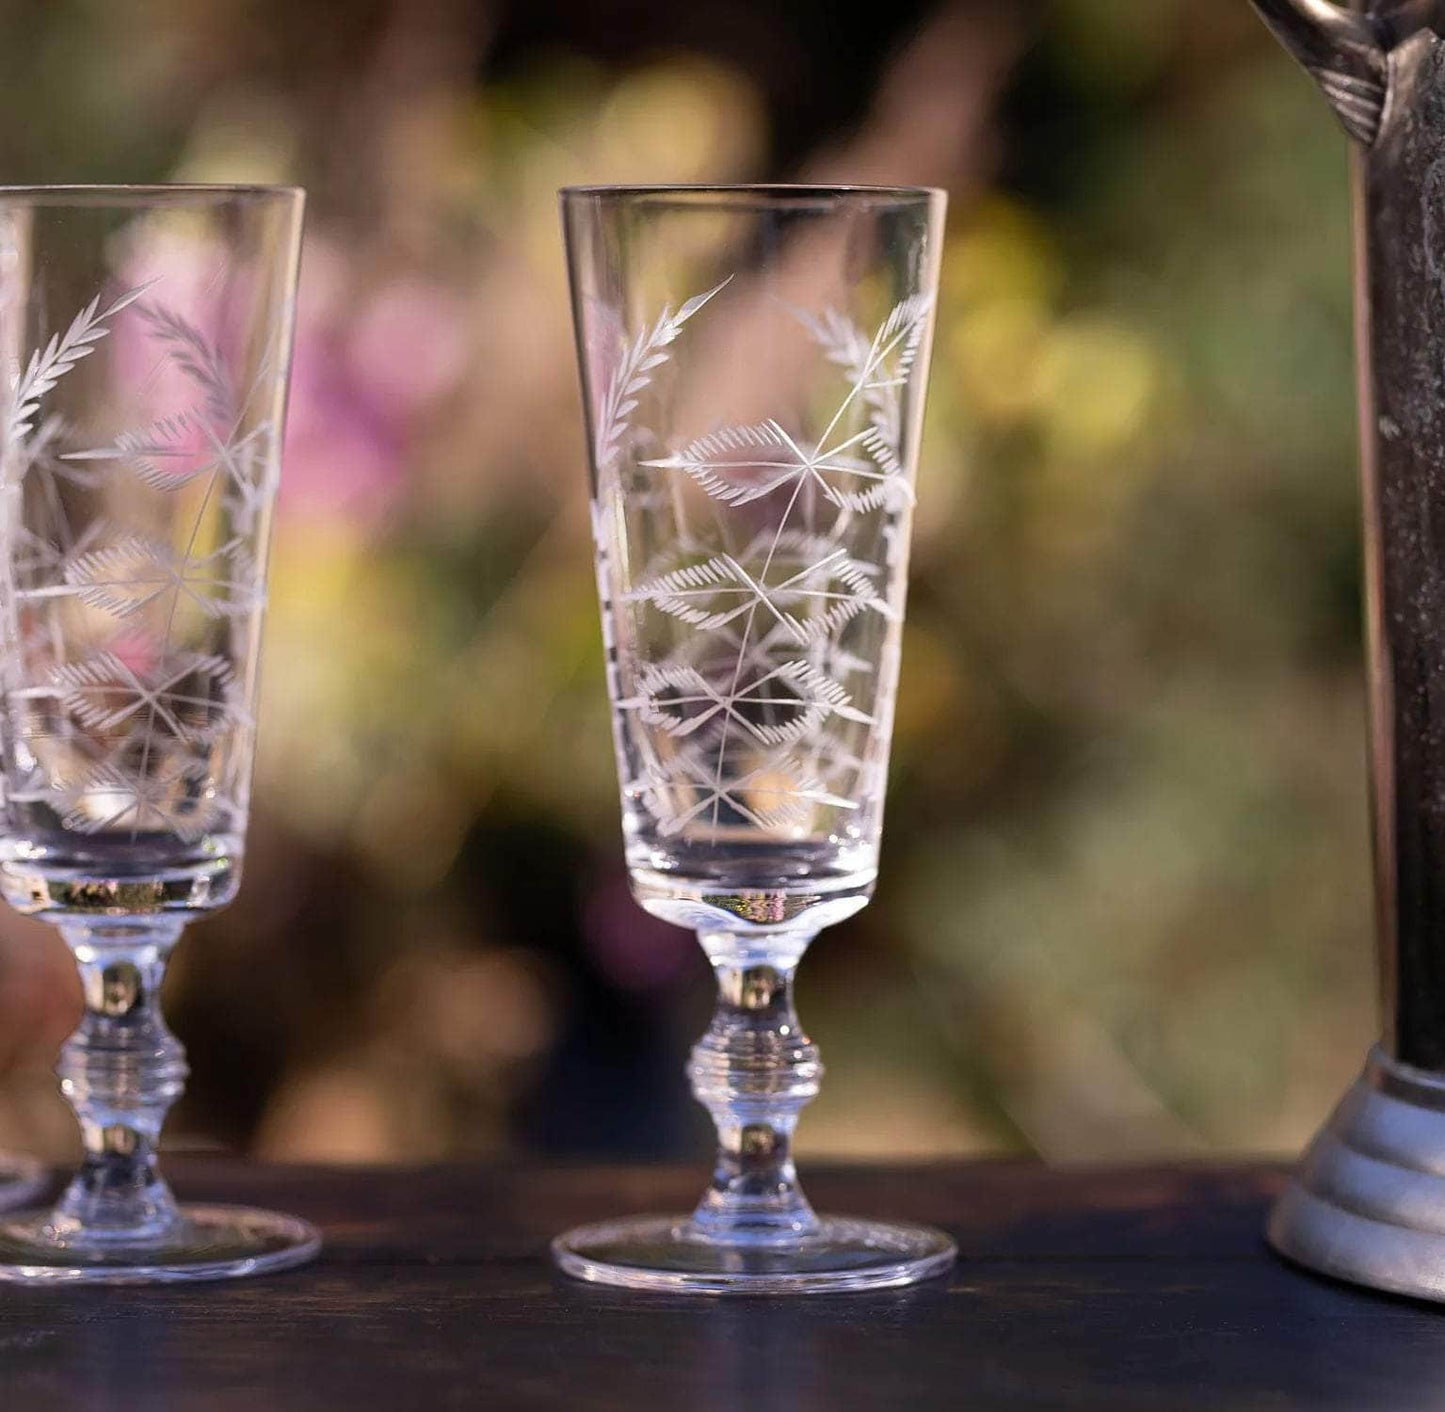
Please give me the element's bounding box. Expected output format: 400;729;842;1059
3;1159;1440;1411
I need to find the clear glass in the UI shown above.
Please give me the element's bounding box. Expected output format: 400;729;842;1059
556;184;954;1292
0;186;318;1282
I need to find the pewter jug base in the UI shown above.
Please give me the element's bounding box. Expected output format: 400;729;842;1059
1268;1047;1445;1301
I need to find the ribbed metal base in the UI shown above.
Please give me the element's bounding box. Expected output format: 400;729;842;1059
1268;1046;1445;1301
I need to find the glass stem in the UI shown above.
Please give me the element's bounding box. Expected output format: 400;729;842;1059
688;929;822;1245
50;919;188;1246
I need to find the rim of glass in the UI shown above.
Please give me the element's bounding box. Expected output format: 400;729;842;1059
560;183;943;206
0;184;303;204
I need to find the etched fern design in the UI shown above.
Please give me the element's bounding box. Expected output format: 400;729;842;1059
792;294;931;455
48;651;242;742
62;534;257;619
1;277;278;846
61;307;277;525
598;279;929;839
593;278;730;476
137;302;234;424
640;294;929;518
6;281;155;451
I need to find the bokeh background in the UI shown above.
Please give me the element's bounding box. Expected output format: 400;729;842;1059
0;0;1373;1166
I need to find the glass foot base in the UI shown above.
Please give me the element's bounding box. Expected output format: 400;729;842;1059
0;1156;46;1212
553;1214;956;1294
0;1204;321;1285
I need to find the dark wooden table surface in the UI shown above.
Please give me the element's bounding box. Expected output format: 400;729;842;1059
6;1158;1445;1410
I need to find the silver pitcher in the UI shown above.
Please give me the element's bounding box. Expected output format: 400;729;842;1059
1254;0;1445;1301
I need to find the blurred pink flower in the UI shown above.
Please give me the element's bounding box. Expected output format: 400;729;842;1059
281;326;404;523
280;239;468;527
347;276;469;424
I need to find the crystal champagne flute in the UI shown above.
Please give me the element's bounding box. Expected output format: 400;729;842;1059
0;185;318;1282
555;184;954;1292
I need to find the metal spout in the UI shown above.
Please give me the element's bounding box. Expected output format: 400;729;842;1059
1249;0;1389;142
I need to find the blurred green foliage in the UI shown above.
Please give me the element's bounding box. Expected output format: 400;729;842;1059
0;0;1377;1163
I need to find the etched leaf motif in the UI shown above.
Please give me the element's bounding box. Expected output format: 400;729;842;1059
61;411;203;486
593;277;731;475
5;281;156;449
794;293;932;457
61;412;273;497
62;534;258;619
873;291;933;385
623;663;721;740
629;751;856;837
50;651;241;742
137;302;234;424
626;531;888;644
772;659;874;727
640;422;796;504
623;658;870;748
646;418;910;512
58;298;277;512
53;758;220;842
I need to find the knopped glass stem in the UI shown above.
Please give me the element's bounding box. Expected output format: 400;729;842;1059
49;919;188;1247
688;929;822;1245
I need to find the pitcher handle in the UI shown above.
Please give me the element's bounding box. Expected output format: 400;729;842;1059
1250;0;1389;143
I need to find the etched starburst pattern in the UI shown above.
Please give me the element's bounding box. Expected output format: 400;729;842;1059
30;757;221;842
625;531;889;645
629;752;856;838
593;279;930;839
643;418;908;513
624;658;872;748
61;412;272;495
59;535;258;619
41;651;243;743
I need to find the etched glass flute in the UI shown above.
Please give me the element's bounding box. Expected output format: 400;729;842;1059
556;184;953;1292
0;185;317;1282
